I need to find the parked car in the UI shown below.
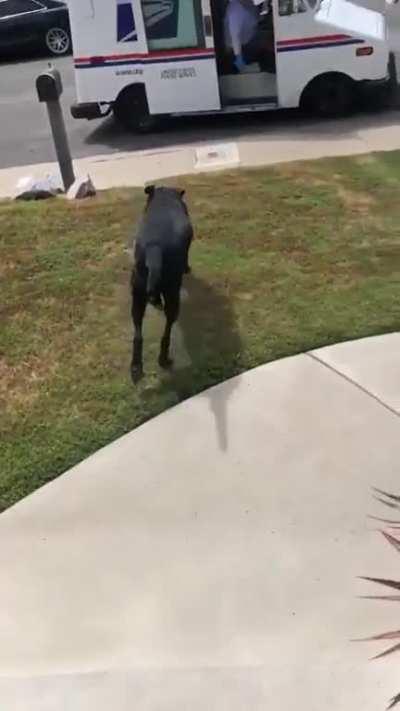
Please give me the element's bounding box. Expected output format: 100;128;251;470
0;0;71;57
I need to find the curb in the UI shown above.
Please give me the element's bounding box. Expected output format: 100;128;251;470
2;110;400;198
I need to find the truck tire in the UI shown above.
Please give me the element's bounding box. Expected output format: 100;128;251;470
114;85;156;133
301;74;355;118
45;27;71;56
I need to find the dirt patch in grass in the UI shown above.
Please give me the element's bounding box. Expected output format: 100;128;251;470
1;151;400;509
0;354;58;412
336;186;376;213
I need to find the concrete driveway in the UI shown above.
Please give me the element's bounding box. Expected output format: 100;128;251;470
0;334;399;710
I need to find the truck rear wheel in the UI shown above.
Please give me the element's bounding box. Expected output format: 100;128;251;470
301;74;355;118
114;85;156;133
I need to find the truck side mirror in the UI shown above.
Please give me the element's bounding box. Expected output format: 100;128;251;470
36;68;63;103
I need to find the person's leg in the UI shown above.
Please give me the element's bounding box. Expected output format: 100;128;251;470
243;30;276;72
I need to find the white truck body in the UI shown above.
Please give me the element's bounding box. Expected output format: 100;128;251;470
69;0;392;125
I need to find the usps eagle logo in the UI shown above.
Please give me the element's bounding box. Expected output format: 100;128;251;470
117;0;138;43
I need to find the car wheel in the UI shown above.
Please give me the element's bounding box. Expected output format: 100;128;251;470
114;85;157;133
301;74;355;118
45;27;71;56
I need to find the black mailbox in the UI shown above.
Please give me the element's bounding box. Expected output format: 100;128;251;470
36;68;63;103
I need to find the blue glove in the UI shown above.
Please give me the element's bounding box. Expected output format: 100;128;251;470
234;54;246;72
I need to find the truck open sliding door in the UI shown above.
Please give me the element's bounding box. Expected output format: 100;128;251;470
273;0;316;108
143;0;221;115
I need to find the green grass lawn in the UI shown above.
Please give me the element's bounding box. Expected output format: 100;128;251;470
1;152;399;510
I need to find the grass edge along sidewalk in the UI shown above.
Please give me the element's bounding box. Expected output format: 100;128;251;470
1;151;399;510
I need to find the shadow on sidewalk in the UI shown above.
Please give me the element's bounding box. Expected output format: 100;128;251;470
153;273;243;453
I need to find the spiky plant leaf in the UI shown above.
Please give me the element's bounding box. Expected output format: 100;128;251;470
360;576;400;592
373;642;400;660
359;595;400;602
373;489;400;504
360;491;400;707
357;630;400;642
388;693;400;709
374;496;400;510
369;516;400;526
382;532;400;554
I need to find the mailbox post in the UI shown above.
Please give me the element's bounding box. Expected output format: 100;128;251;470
36;67;75;192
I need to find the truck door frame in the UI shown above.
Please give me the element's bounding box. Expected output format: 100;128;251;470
272;0;308;108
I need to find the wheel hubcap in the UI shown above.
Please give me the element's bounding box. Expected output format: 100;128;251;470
47;28;69;54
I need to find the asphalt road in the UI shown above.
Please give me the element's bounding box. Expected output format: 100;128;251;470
0;54;299;169
0;55;318;170
1;51;400;171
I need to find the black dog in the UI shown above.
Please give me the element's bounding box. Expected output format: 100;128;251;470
130;185;193;382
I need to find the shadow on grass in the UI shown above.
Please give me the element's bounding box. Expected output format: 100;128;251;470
155;273;243;453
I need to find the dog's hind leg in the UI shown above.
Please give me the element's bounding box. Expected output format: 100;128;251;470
131;275;147;383
159;289;180;369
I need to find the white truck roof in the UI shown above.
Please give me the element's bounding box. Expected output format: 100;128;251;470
317;0;386;41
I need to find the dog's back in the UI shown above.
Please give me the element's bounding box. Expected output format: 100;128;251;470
136;186;192;251
135;186;193;300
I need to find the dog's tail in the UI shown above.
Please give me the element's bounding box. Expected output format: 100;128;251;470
145;245;162;305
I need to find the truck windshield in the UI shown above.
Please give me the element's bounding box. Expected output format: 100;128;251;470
279;0;307;14
141;0;204;51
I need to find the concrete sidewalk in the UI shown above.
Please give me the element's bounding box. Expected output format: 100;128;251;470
1;110;400;198
0;333;399;710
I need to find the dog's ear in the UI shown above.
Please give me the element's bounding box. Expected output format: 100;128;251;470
180;189;186;198
144;185;155;197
